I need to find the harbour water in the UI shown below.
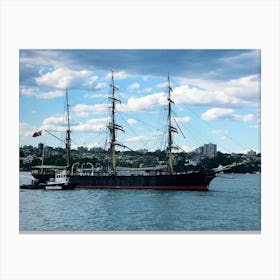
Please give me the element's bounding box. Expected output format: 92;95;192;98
19;172;261;231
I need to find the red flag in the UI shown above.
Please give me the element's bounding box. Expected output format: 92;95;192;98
32;130;42;137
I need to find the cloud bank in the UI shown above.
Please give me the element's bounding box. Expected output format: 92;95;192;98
201;108;254;122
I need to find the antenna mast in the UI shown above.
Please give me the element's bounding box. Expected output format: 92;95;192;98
108;70;124;176
167;74;178;174
65;88;71;168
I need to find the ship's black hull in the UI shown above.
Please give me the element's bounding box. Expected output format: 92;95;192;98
70;172;216;191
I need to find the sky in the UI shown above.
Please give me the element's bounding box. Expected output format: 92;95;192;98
19;49;261;153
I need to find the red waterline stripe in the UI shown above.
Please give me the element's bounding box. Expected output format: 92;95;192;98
75;185;209;190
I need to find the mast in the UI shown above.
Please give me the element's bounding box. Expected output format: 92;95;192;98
167;74;178;174
108;70;124;176
65;88;71;169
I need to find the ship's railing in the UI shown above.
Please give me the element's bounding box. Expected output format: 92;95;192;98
70;170;169;176
31;169;56;175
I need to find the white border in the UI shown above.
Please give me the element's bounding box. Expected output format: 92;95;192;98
1;0;279;279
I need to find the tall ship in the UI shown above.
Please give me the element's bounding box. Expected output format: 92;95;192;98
69;71;224;190
27;71;237;191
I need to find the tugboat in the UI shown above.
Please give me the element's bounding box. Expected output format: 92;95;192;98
20;169;75;190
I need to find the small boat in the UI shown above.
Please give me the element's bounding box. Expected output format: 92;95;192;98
30;165;67;184
20;169;75;190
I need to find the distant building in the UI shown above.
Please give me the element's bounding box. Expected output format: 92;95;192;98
247;150;257;156
43;146;51;158
78;146;88;153
203;143;217;158
38;143;44;152
194;146;203;155
194;143;217;159
138;149;148;154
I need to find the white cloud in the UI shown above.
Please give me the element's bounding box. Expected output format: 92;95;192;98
177;75;260;107
20;87;65;99
125;136;149;143
219;50;260;65
250;117;260;129
35;67;97;89
201;108;234;121
127;118;138;125
73;104;108;117
72;92;168;115
180;145;195;153
86;142;102;149
83;93;108;99
41;114;109;133
201;107;254;122
118;92;166;112
72;118;109;132
250;124;259;129
157;82;167;88
20;50;64;68
172;85;253;107
20;122;37;137
211;129;229;140
138;87;153;94
20;87;38;97
233;113;254;122
143;88;152;93
38;90;65;99
86;76;99;87
174;116;191;124
95;82;107;89
226;75;259;96
127;83;140;91
73;91;167;115
105;71;131;80
41;114;67;130
142;75;150;82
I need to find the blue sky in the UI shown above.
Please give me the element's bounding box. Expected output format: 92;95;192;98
19;49;261;153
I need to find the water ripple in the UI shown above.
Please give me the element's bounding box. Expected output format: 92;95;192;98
19;173;261;231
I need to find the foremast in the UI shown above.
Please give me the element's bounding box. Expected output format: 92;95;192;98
167;74;178;174
65;88;71;169
108;70;124;176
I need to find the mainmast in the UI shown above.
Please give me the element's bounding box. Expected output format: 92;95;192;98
167;74;178;174
108;70;124;176
65;88;71;169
